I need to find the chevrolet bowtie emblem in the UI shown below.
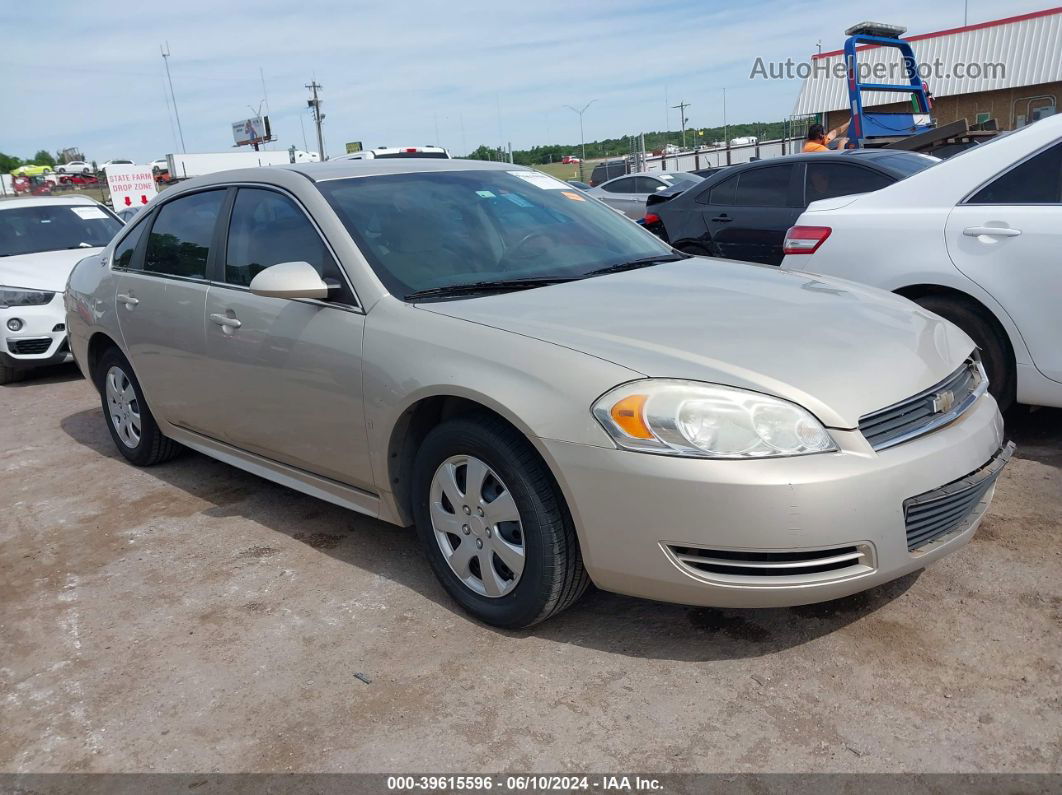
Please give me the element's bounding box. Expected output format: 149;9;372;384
932;390;956;414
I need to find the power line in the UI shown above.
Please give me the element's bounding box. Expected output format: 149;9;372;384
671;101;691;149
160;43;186;154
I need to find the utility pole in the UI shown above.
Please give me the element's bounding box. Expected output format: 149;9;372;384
563;99;597;182
306;81;325;160
161;43;186;153
672;101;690;149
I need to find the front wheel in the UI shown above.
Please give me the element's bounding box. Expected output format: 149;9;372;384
95;348;182;466
412;416;589;628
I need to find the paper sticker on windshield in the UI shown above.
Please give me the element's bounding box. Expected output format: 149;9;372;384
561;191;585;202
71;207;108;220
507;171;567;190
476;190;496;198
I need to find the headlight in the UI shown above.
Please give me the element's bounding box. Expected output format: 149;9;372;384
0;287;55;309
592;380;836;459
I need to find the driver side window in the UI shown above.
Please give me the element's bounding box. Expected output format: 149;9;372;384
225;188;355;304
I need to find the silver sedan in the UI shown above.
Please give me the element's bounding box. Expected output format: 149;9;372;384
66;159;1007;628
586;170;703;218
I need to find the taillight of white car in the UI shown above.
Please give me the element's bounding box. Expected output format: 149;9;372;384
783;226;832;255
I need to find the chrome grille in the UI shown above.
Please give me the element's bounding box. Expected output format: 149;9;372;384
7;337;52;355
904;442;1013;552
859;359;986;451
665;543;873;584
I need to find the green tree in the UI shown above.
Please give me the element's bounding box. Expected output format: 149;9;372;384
0;152;23;173
31;149;56;167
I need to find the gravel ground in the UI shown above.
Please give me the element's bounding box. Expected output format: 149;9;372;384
1;365;1060;774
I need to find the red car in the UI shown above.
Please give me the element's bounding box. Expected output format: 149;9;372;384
561;155;581;164
11;176;52;196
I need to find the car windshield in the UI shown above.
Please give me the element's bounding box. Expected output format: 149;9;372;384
318;169;675;299
0;205;122;257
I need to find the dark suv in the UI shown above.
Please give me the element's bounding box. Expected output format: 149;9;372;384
589;158;627;186
644;150;938;265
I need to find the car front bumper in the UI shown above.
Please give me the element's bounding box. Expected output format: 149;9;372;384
1;295;72;371
543;393;1007;608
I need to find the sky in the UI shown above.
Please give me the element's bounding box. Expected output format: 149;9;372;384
1;0;1050;163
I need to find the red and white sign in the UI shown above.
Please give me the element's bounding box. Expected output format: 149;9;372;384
105;165;157;209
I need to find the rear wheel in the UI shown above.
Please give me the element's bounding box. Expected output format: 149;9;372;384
914;295;1015;411
95;348;182;465
412;416;589;628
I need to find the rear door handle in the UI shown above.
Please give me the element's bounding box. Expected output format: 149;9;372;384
116;293;139;306
209;313;242;329
711;216;732;223
963;226;1021;238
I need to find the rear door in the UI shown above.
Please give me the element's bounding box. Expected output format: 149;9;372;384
113;188;228;433
598;176;646;218
701;163;801;264
202;186;373;489
944;141;1062;383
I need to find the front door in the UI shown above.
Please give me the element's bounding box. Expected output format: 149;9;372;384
944;142;1062;383
202;186;373;491
113;188;228;433
702;163;800;265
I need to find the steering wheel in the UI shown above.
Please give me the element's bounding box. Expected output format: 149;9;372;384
505;231;554;261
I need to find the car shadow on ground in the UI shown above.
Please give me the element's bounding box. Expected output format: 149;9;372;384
61;406;923;662
1007;406;1062;469
2;363;82;388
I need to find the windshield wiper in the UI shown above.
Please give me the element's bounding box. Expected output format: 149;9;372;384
405;276;578;301
582;253;691;278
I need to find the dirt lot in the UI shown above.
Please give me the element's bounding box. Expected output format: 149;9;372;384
2;366;1060;774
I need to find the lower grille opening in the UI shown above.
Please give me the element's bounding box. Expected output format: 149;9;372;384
665;543;873;584
7;337;52;355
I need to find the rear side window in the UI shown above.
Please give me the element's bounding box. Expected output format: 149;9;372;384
968;142;1062;204
113;221;147;270
805;163;893;205
602;177;637;194
733;165;795;207
225;188;353;302
702;175;738;205
633;177;665;193
144;190;226;279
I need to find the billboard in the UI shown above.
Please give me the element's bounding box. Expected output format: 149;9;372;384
232;116;271;146
345;141;363;154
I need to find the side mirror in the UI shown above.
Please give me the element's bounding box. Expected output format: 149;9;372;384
249;261;330;300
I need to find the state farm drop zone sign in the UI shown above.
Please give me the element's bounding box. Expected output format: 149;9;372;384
105;165;158;209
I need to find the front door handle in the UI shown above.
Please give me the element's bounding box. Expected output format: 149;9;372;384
116;293;139;307
963;226;1021;238
209;313;242;329
711;215;732;223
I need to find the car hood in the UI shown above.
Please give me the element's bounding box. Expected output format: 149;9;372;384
0;248;103;292
421;258;975;429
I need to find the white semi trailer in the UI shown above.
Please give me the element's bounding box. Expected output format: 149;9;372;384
162;150;319;182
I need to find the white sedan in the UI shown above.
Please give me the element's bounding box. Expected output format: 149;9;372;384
55;160;93;174
781;114;1062;411
0;197;123;383
585;171;703;219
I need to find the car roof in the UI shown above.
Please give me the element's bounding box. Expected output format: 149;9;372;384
268;157;519;182
0;196;99;210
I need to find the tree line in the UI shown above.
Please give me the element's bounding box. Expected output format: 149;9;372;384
466;121;792;165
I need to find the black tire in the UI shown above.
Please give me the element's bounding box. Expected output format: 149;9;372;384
95;347;182;466
0;365;25;385
412;415;590;628
914;295;1015;412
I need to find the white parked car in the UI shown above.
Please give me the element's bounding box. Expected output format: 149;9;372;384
55;160;93;174
781;114;1062;411
333;146;450;160
0;197;123;383
99;159;136;173
586;171;703;219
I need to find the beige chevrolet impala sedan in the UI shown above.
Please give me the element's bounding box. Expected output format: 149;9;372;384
66;159;1010;627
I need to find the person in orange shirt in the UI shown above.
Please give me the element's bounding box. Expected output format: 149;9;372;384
803;120;851;152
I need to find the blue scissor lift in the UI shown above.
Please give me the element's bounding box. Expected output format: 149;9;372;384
842;22;935;148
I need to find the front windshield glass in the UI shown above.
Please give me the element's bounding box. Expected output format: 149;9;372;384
318;169;675;299
0;205;122;257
